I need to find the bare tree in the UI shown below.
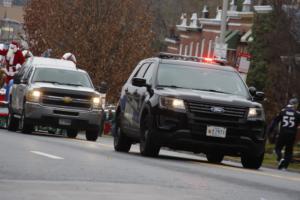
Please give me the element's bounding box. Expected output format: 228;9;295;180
24;0;155;102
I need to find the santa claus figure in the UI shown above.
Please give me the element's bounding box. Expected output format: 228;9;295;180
0;41;25;84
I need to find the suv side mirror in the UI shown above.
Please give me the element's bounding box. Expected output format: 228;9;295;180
254;91;265;101
132;77;147;87
99;81;108;94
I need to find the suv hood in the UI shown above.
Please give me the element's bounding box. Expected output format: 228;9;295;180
156;88;260;108
30;82;99;95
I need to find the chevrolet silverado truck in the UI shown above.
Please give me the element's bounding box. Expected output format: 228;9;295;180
8;57;106;141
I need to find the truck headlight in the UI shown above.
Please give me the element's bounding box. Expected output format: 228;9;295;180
247;107;264;120
159;96;186;112
27;90;41;102
92;97;101;109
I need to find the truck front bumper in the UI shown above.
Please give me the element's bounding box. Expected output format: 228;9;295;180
25;102;103;130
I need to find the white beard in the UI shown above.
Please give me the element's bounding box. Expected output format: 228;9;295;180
6;48;15;65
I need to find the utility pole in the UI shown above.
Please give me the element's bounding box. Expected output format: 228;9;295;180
214;0;229;62
220;0;229;44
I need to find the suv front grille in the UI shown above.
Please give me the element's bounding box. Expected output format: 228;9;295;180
186;101;248;122
41;94;92;110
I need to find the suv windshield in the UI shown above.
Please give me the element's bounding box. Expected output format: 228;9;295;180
157;64;249;97
31;68;92;88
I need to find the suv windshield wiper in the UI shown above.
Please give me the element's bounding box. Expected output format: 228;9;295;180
193;88;232;94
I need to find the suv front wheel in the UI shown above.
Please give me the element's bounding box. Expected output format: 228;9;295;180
114;113;132;152
206;153;224;164
139;113;160;157
241;153;264;169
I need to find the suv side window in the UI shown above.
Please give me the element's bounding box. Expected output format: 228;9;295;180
143;63;155;84
134;63;150;78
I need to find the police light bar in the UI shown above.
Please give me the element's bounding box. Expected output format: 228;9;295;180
158;52;227;65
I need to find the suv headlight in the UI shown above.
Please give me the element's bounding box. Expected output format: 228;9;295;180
92;97;101;109
247;107;265;120
159;96;186;112
27;90;42;102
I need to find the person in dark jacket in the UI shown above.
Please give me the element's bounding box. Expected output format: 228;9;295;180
268;98;300;170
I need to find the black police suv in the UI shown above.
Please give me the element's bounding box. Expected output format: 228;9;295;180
113;56;266;169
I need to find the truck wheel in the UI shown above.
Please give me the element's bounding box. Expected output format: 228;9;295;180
7;110;18;132
114;113;131;152
86;129;98;141
139;113;160;157
20;107;34;134
206;153;224;164
241;153;264;169
67;129;78;138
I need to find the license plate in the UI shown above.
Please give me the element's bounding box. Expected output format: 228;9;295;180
59;119;71;126
206;126;226;138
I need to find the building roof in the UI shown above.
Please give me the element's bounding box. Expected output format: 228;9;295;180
0;5;24;23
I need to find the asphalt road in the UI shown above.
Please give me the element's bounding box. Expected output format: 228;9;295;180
0;129;299;200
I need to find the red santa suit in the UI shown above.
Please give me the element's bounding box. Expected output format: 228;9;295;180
0;41;25;84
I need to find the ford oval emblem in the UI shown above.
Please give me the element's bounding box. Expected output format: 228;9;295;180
210;106;225;113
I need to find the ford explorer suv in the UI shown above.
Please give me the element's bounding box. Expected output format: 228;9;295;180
113;55;266;169
8;57;105;141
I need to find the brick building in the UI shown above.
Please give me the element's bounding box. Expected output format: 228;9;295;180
0;0;24;44
164;0;272;80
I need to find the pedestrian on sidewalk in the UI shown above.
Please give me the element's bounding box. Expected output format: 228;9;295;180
268;98;300;170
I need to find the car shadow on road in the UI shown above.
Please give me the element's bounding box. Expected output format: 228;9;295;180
18;130;64;139
126;151;244;170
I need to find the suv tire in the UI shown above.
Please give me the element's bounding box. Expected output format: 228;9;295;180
206;153;224;164
114;113;131;152
7;105;19;132
139;113;160;157
67;129;78;138
241;153;264;169
86;129;98;141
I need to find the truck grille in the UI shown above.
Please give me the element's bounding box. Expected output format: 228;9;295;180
186;101;248;122
41;91;92;110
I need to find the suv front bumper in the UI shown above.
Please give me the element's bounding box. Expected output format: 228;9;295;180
25;102;103;131
155;109;266;156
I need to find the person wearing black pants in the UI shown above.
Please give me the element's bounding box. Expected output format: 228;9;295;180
269;98;300;170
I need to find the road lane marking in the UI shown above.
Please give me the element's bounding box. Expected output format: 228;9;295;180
98;143;114;148
30;151;64;160
193;161;300;182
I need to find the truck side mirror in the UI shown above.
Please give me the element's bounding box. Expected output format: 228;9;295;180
249;86;257;96
132;77;147;87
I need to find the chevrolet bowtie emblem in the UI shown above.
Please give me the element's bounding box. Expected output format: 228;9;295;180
63;97;72;103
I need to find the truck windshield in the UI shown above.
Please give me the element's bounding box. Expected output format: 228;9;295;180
157;64;249;97
32;68;93;88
